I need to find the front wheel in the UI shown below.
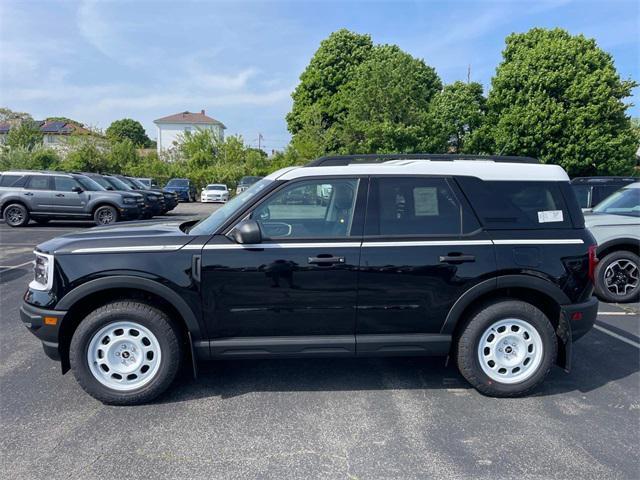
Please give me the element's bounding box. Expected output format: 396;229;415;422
456;300;557;397
93;205;118;225
594;251;640;303
69;301;182;405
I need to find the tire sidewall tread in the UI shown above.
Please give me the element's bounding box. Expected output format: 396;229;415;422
594;250;640;303
69;300;181;405
456;299;557;398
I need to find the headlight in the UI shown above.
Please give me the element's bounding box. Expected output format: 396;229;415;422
30;251;54;291
123;197;136;204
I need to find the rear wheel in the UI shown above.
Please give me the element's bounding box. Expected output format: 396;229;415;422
456;300;557;397
3;203;30;227
69;301;182;405
93;205;118;225
594;250;640;303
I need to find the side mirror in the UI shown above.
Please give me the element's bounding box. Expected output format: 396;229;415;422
229;219;262;244
106;186;114;191
72;186;83;193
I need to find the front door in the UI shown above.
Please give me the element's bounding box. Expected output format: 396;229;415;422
52;176;87;214
201;177;365;357
356;176;496;354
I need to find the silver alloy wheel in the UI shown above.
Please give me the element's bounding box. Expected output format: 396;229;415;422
478;318;543;384
604;259;639;296
97;208;114;224
6;206;24;225
87;321;161;391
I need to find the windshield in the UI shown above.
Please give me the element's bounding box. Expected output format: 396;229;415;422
75;176;105;191
206;185;226;190
128;177;147;189
593;185;640;216
167;179;189;187
89;175;113;189
190;178;273;235
239;176;261;185
105;176;132;191
137;179;151;187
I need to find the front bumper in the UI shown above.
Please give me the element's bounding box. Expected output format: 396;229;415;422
20;301;66;361
120;204;142;220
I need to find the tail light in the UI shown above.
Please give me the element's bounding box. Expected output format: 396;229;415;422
588;244;598;282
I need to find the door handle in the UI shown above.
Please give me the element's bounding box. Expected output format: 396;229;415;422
24;192;34;196
55;193;65;197
439;253;476;264
308;255;345;265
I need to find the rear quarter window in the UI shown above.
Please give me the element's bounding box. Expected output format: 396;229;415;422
0;174;26;187
456;177;574;229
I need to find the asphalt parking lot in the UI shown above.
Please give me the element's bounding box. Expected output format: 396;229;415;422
1;202;638;479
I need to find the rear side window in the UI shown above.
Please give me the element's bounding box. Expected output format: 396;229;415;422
366;177;463;236
457;177;573;229
0;174;26;187
26;175;51;190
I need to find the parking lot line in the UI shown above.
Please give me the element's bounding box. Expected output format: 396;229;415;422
0;261;33;271
594;324;640;349
598;311;637;316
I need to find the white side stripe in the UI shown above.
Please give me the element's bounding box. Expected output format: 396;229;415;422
68;239;585;253
493;239;583;245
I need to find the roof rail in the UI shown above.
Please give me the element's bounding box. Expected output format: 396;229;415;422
305;154;539;167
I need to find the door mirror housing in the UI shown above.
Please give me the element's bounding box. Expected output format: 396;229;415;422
230;219;262;244
106;186;114;191
72;186;83;193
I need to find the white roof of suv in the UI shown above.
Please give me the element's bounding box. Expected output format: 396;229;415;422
267;159;569;182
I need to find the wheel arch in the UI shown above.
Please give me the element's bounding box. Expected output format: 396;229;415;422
596;238;640;258
90;201;120;215
55;276;202;373
1;198;29;215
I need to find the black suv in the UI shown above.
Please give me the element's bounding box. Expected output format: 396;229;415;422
571;176;638;210
20;155;598;405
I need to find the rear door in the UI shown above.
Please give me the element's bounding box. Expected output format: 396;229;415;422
24;175;55;213
356;176;495;354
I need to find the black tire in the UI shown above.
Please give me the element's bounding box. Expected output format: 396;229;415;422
594;250;640;303
3;203;30;227
93;205;118;225
456;300;557;397
69;301;182;405
34;218;50;225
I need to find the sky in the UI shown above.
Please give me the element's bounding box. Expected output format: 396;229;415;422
1;0;638;151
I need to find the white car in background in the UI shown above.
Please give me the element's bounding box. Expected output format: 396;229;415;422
201;184;229;203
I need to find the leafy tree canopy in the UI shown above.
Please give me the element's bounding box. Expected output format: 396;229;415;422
430;81;487;153
5;121;43;151
339;44;442;153
0;107;32;123
106;118;151;147
486;27;638;176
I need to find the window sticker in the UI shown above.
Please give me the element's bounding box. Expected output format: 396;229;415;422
414;187;439;216
537;210;563;223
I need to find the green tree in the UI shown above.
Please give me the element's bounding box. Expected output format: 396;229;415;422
60;138;109;172
0;107;32;122
430;81;487;153
106;118;151;147
339;45;442;153
486;28;638;176
287;29;373;144
5;121;43;150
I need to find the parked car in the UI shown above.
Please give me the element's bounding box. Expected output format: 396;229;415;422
165;178;197;202
1;170;144;226
584;182;640;303
236;176;263;195
201;184;229;203
100;174;164;218
124;176;178;214
20;154;598;405
135;178;157;189
79;172;149;219
571;177;638;211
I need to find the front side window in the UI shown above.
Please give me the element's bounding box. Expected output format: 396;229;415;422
593;186;640;216
251;179;359;239
53;176;80;192
367;177;462;236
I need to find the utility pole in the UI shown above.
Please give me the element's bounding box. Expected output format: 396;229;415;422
258;133;264;151
467;64;471;84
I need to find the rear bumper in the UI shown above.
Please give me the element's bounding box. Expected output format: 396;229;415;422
561;296;598;342
20;301;66;361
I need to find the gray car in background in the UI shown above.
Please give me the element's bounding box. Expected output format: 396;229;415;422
585;181;640;303
0;171;144;227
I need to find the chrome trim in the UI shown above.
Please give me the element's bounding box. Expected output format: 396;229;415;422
492;239;584;245
70;245;181;254
363;240;493;247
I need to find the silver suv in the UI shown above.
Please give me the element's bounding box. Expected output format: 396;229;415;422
0;171;144;227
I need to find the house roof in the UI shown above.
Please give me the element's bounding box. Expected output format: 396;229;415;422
0;120;90;135
153;110;226;128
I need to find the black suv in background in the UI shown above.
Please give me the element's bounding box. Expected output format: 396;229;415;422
1;171;144;226
115;175;179;214
571;177;638;210
99;174;164;218
20;155;598;405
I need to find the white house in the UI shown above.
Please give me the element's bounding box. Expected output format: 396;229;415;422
153;110;226;154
